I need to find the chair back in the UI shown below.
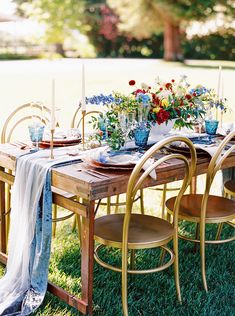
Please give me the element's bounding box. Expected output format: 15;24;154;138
125;136;197;230
201;130;235;219
71;103;103;129
1;103;50;143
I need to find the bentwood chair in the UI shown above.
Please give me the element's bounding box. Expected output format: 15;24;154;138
94;136;197;315
166;130;235;292
224;180;235;199
1;103;75;239
71;107;144;215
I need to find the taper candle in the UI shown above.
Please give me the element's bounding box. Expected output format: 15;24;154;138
51;79;56;130
81;63;86;111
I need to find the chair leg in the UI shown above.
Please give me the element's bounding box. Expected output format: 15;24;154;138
159;248;166;266
194;223;200;252
215;223;223;240
161;184;167;219
200;222;208;292
139;189;144;214
52;204;57;238
122;244;129;316
76;214;82;246
173;234;182;303
72;215;77;231
107;197;111;215
130;249;135;270
115;195;120;214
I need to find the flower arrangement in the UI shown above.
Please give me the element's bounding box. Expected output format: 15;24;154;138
85;75;228;150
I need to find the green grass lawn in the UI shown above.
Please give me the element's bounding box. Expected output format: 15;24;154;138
1;205;234;316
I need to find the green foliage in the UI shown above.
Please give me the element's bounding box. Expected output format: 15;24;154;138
183;29;235;61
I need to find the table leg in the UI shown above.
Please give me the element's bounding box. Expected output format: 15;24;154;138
0;167;6;254
81;200;95;316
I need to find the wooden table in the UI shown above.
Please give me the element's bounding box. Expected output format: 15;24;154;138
0;144;235;315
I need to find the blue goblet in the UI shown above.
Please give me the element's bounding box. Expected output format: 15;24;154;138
205;120;219;143
134;124;150;150
28;123;45;150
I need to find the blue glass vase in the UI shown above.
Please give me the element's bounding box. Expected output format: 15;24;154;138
134;126;150;149
205;120;219;135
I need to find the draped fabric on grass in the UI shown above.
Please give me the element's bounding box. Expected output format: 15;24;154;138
0;149;80;315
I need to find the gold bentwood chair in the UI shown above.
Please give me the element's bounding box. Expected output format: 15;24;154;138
94;136;197;315
166;130;235;292
224;180;235;199
1;103;75;239
71;107;144;216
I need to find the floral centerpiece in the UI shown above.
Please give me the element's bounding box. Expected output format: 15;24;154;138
86;76;228;150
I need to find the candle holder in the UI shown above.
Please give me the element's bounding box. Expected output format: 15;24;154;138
82;110;86;151
50;129;55;160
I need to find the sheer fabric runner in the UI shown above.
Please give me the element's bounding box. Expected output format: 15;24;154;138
0;149;80;315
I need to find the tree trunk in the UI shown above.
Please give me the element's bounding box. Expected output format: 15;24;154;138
55;43;66;57
163;20;183;61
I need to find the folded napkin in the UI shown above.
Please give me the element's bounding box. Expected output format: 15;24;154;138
43;128;81;141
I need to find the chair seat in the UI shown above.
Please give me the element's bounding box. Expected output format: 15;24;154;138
94;214;174;249
166;194;235;223
224;180;235;196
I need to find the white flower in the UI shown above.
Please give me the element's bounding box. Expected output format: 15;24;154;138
141;82;149;90
158;90;172;99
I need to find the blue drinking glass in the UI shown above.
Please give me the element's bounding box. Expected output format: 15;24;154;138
28;124;45;150
205;120;219;143
134;126;150;149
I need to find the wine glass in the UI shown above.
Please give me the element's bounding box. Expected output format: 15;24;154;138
118;111;135;150
28;122;45;151
195;109;204;143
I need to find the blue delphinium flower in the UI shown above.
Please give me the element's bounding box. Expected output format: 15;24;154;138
136;93;151;107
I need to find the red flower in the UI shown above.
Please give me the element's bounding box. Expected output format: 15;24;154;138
129;80;136;86
134;89;145;95
159;87;163;91
148;86;151;89
185;94;192;100
165;83;172;89
171;79;175;83
193;92;197;97
175;108;181;116
156;109;170;125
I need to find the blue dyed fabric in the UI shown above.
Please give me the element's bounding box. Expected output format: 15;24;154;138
0;150;80;316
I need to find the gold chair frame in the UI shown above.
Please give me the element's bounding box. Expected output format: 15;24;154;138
166;130;235;292
94;136;197;315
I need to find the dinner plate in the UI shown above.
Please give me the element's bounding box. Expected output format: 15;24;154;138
83;151;141;170
166;143;210;157
39;137;81;148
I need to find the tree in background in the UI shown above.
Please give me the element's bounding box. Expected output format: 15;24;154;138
15;0;86;56
108;0;234;61
13;0;234;60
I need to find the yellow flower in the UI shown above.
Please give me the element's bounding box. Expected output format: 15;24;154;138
161;98;169;107
152;107;160;113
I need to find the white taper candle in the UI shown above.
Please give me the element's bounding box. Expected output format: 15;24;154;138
217;65;222;100
51;79;56;130
81;63;86;111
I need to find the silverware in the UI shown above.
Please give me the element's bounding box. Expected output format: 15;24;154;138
77;168;109;179
10;141;28;150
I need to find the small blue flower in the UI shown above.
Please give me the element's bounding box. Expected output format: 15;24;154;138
136;93;151;106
